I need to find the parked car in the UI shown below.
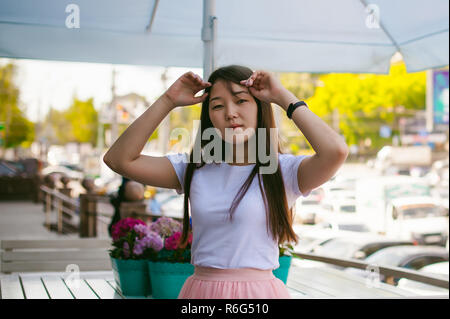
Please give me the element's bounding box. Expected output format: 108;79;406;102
386;196;449;246
425;158;449;188
294;189;327;224
316;220;371;233
0;160;18;176
431;185;449;210
311;234;416;266
292;226;364;254
345;245;449;285
317;194;357;215
295;201;322;225
397;261;449;296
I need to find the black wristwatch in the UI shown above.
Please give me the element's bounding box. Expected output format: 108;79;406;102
287;101;308;119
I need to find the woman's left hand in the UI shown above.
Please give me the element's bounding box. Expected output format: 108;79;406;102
240;70;286;105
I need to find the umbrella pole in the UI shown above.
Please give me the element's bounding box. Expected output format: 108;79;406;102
202;0;217;80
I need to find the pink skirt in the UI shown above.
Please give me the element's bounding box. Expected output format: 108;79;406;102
178;266;291;299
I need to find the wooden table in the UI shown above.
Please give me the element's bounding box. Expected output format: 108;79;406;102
0;260;438;299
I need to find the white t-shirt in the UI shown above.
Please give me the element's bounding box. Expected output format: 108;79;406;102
166;152;312;270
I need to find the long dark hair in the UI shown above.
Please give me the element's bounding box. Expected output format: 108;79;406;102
179;65;298;247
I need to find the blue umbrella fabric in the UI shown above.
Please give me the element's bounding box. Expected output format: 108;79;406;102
0;0;448;74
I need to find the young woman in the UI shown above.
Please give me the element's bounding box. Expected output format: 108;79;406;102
103;65;349;299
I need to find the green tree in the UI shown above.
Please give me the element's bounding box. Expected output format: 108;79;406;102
0;63;35;153
65;96;98;145
278;72;319;154
42;107;72;145
42;97;98;147
278;61;426;154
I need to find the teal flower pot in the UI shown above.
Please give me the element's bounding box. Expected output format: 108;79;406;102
273;255;292;284
110;256;151;297
148;261;195;299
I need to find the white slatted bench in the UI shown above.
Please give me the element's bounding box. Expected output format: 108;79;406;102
0;271;125;299
0;239;113;274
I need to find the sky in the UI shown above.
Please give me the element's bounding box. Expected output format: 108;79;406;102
0;57;203;123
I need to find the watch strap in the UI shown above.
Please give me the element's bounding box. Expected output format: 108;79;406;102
287;101;307;119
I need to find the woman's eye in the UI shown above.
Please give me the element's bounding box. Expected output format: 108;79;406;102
212;100;246;109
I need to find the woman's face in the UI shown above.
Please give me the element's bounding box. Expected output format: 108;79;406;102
208;79;258;145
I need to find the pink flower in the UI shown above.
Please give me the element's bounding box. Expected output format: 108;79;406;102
111;218;146;241
164;231;182;250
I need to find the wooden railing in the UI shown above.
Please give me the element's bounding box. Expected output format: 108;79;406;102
292;252;449;289
39;185;112;237
39;181;162;237
41;185;79;233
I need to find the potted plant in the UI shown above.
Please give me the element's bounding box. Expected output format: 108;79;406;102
273;242;294;284
109;217;163;297
147;217;194;299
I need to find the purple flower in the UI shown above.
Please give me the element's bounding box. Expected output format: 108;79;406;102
133;240;145;256
132;231;164;256
133;223;151;239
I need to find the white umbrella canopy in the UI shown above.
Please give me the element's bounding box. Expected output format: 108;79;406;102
0;0;448;77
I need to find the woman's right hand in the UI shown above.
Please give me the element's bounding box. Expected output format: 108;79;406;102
163;71;212;108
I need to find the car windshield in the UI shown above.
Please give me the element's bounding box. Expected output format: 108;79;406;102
400;205;447;219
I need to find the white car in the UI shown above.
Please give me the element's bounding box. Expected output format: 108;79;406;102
316;220;371;233
397;261;449;296
315;197;358;224
292;225;364;254
386;196;449;245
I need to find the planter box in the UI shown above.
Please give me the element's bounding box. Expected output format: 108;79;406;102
148;261;194;299
273;255;292;284
110;256;151;297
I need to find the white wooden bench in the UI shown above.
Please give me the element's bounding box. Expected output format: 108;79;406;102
0;239;113;274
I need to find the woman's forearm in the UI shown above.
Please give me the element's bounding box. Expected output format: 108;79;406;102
103;93;176;168
275;90;349;157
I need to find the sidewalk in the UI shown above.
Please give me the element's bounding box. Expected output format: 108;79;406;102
0;200;80;240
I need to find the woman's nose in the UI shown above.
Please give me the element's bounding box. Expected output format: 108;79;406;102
225;104;239;120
